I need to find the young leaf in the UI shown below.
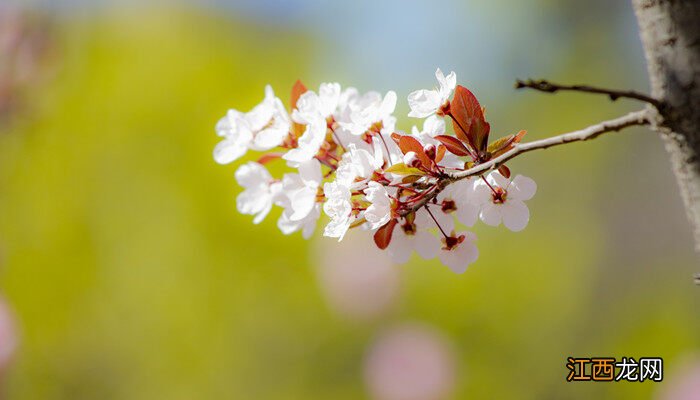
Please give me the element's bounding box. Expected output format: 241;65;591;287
498;164;511;179
290;80;307;109
384;163;426;176
402;175;423;184
373;219;398;250
434;135;471;157
487;130;527;158
257;152;283;165
349;217;367;229
398;136;431;167
390;132;402;146
291;80;308;137
435;145;447;163
487;134;514;154
450;85;490;153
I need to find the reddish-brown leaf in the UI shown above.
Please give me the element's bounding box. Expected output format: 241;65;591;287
291;80;308;137
450;85;490;153
290;80;307;110
434;135;471;157
398;136;431;167
257;153;283;165
373;219;398;250
390;132;402;146
435;145;447;163
498;164;511;179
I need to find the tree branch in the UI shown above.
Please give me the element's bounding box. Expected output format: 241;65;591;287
401;110;650;216
515;79;663;109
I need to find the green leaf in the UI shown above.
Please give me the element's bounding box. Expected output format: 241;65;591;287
384;163;426;176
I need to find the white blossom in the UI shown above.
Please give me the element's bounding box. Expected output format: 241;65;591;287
414;206;455;235
338;90;397;136
323;181;355;241
282;119;327;164
292;82;341;124
387;222;441;264
335;143;384;187
213;110;253;164
214;85;290;164
278;204;320;239
234;162;281;224
473;172;537;232
436;178;479;226
364;182;393;230
407;68;456;118
438;232;479;273
280;158;323;221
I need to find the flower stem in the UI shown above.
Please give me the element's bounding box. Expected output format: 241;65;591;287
481;176;498;196
424;205;449;239
378;133;394;166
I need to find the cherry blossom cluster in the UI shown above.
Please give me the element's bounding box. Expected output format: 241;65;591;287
213;69;536;273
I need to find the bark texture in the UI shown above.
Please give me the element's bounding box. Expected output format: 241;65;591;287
633;0;700;252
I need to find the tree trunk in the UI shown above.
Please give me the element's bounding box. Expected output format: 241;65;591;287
632;0;700;254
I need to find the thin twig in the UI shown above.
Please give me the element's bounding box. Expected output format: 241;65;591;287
403;110;650;215
515;79;663;109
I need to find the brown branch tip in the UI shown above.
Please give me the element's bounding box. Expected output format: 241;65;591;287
515;79;663;109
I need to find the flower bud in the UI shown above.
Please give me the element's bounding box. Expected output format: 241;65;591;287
424;144;436;160
403;151;421;168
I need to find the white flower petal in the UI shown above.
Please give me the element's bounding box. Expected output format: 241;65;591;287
290;188;317;221
471;180;493;204
510;175;537;201
318;82;341;117
298;158;323;188
213;138;247;164
252;200;272;224
501;200;529;232
423;115;445;137
235;162;271;189
380;91;397;116
489;171;510;189
456;203;479;227
479;203;502;226
414;231;440;259
407;89;441;118
387;231;413;264
253;126;287;150
438;234;478;273
283;120;326;164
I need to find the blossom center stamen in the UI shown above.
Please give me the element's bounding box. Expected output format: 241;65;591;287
492;187;507;204
441;199;457;213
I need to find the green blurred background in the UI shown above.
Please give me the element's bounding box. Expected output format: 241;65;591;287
0;1;698;399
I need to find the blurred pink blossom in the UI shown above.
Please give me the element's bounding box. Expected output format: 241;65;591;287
0;4;52;122
315;232;400;321
364;323;457;400
0;295;18;374
657;355;700;400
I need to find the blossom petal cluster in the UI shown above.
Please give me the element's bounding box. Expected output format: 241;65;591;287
214;70;536;273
